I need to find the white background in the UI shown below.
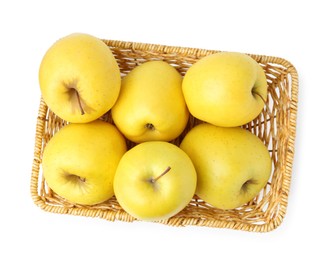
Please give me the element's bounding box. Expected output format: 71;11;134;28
1;0;328;259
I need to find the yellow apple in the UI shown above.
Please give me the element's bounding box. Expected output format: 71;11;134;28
113;141;197;221
39;33;121;123
111;60;189;143
42;120;127;205
182;52;268;127
180;123;272;210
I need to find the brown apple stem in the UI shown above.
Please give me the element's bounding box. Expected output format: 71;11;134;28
75;89;85;115
79;177;86;183
252;91;267;104
151;166;171;183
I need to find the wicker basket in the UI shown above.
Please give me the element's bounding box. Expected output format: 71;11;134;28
30;39;298;232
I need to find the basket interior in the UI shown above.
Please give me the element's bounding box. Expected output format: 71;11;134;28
32;40;298;232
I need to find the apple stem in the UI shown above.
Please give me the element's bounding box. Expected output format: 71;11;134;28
150;166;171;183
252;91;267;104
75;89;85;115
252;91;271;114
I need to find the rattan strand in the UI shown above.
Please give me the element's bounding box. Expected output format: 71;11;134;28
30;39;298;232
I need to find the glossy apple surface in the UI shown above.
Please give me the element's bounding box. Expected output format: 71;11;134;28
114;141;197;221
180;123;272;209
182;52;268;127
42;120;127;205
112;61;189;143
39;33;121;123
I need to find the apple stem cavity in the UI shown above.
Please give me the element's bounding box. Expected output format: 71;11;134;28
241;179;257;193
150;166;171;184
145;123;155;131
65;172;86;184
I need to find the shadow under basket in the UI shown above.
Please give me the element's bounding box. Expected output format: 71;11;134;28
30;39;299;232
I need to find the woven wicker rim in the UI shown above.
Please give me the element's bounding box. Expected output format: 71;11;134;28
30;39;299;232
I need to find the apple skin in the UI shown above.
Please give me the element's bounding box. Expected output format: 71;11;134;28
39;33;121;123
111;60;189;143
180;123;272;210
182;52;268;127
42;120;127;205
113;141;197;221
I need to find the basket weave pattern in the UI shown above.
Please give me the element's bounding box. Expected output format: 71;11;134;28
30;39;298;232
